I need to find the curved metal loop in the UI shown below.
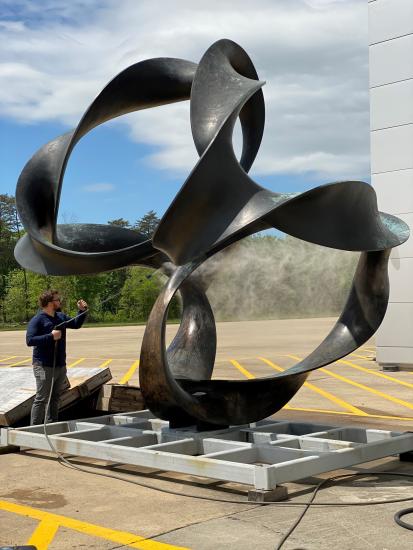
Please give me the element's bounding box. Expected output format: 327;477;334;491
190;39;265;171
160;262;216;382
15;59;197;275
140;248;391;425
153;41;409;266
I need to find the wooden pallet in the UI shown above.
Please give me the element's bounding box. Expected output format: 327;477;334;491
0;367;112;426
96;384;145;413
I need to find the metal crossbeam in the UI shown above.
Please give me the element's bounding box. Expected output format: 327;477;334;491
2;411;413;490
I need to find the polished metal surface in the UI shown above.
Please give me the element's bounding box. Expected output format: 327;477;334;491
15;39;410;427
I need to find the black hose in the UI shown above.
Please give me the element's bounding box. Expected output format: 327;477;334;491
394;507;413;531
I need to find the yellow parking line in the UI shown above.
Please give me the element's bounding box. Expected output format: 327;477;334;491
27;519;59;550
0;500;187;549
67;358;86;369
230;359;255;379
120;360;140;384
215;355;257;365
258;358;284;373
8;357;31;367
0;355;18;363
320;370;413;411
258;357;367;416
287;406;356;415
230;359;291;409
98;359;113;368
286;354;413;413
339;359;413;390
285;406;413;421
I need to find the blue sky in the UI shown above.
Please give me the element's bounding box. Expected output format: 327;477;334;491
0;0;370;227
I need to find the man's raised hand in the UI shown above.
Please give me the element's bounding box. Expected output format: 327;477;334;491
77;299;88;311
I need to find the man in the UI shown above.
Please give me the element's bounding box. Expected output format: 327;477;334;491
26;289;88;425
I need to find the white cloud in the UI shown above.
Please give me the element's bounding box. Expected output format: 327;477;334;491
82;183;115;193
0;0;370;179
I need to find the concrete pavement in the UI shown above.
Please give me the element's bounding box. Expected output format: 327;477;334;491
1;318;413;549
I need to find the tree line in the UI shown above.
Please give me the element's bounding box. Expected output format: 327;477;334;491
0;194;358;327
0;196;178;325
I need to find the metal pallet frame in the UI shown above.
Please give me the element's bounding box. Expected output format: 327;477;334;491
2;410;413;491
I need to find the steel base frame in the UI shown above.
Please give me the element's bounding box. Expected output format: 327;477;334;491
2;410;413;491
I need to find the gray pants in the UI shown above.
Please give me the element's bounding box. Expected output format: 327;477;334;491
30;364;68;425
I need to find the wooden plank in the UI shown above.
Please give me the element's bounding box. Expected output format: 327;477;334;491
96;396;112;410
109;384;143;399
95;384;145;412
0;367;112;426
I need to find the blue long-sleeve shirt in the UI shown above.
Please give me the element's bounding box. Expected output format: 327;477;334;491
26;310;86;367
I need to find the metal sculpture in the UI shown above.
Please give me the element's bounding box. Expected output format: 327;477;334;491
15;39;409;428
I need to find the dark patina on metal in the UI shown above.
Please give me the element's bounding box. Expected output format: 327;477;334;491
15;39;409;428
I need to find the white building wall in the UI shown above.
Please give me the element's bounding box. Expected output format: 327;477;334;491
369;0;413;367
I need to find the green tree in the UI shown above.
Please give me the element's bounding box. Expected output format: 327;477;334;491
0;194;26;322
119;267;161;321
98;269;128;316
108;218;131;228
51;273;108;322
3;270;27;323
134;210;160;238
3;270;50;323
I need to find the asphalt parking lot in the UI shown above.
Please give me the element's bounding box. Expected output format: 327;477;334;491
1;318;413;549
